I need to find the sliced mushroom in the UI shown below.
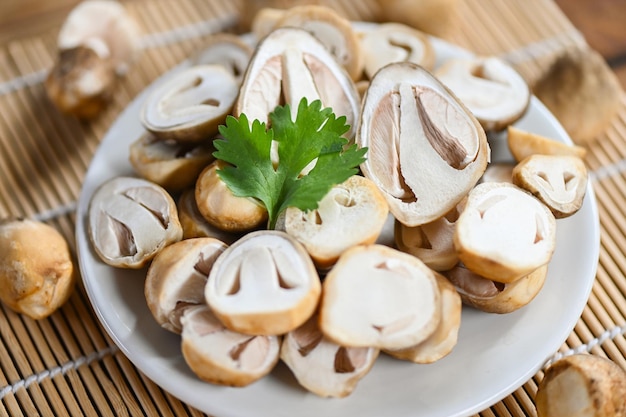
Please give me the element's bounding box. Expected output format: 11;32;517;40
129;131;215;192
181;305;281;387
88;176;183;268
394;202;462;272
376;0;460;38
454;182;556;283
359;22;436;80
357;62;490;227
191;33;253;83
479;162;515;184
512;154;588;219
384;272;461;363
444;262;548;314
205;230;321;335
251;7;286;40
281;313;379;398
195;160;268;232
532;46;622;144
234;27;360;139
0;218;75;320
177;189;243;244
276;175;389;269
145;238;227;334
536;354;626;417
435;56;531;131
272;5;364;80
507;125;587;163
141;65;239;142
319;244;441;350
56;0;141;75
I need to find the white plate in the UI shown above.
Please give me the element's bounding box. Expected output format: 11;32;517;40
75;36;600;417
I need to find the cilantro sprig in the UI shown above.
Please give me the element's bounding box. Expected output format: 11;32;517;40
213;98;367;229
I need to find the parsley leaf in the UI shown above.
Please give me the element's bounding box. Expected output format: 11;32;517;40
213;98;367;229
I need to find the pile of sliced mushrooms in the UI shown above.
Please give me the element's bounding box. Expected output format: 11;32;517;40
86;4;590;397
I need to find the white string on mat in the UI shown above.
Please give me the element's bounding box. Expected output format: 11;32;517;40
0;345;119;400
0;12;238;97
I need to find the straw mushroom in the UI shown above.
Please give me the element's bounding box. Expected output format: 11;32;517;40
357;62;490;227
276;175;389;269
384;272;461;363
191;33;253;83
454;182;556;283
205;230;321;335
280;314;379;398
195;160;268;233
234;27;360;139
376;0;460;38
512;154;588;219
271;5;364;80
435;56;530;131
144;237;227;334
45;0;141;118
319;244;441;350
129;131;215;192
0;218;75;320
181;305;281;387
507;125;587;163
359;22;436;80
536;354;626;417
88;176;183;268
141;65;239;142
444;263;548;314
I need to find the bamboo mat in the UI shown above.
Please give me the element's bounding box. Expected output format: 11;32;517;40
0;0;624;416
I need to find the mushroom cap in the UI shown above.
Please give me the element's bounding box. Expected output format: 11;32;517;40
512;154;588;219
0;218;75;320
176;189;243;244
141;65;239;142
129;131;215;192
272;5;364;80
205;230;321;336
57;0;141;75
277;175;389;269
435;56;531;131
384;272;461;363
357;61;490;226
445;263;548;314
319;244;441;350
454;182;556;283
195;161;268;232
280;314;379;398
536;354;626;417
181;305;281;387
234;27;360;140
359;22;436;80
87;176;183;268
145;237;227;334
507;125;587;163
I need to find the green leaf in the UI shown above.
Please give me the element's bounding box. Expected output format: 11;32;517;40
213;98;367;229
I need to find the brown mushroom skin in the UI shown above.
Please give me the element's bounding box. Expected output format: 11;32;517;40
536;354;626;417
45;45;116;119
0;218;75;320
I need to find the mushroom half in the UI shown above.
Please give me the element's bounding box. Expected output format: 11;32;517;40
319;244;441;350
281;314;379;398
435;56;530;131
141;65;239;142
181;305;281;387
507;125;587;163
145;237;227;334
234;27;360;139
276;175;389;269
357;62;490;226
205;230;321;335
454;182;556;283
191;33;253;83
87;176;183;268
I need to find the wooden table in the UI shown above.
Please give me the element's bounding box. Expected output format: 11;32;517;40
0;1;625;416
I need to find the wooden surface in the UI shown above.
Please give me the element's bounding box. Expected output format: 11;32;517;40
1;0;625;87
0;1;626;417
